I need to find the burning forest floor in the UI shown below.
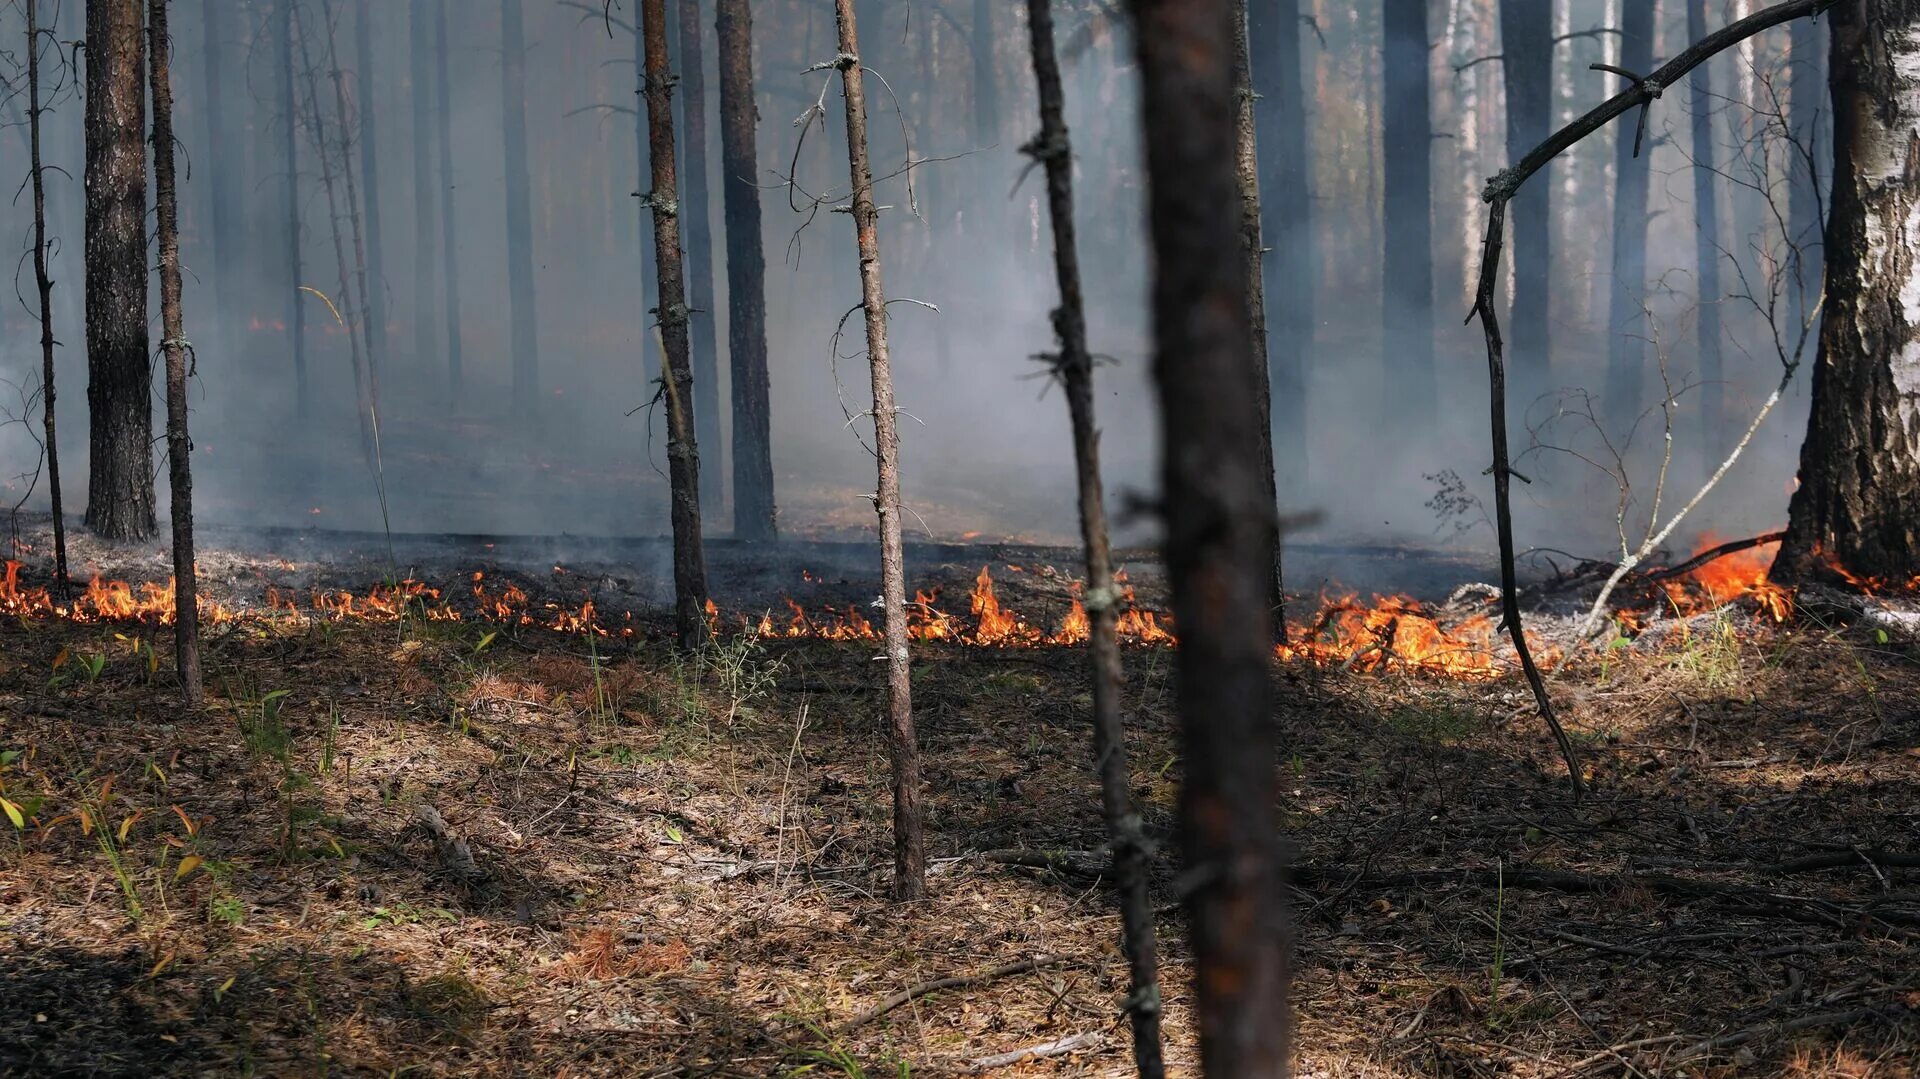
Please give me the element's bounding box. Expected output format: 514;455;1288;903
2;518;1919;1076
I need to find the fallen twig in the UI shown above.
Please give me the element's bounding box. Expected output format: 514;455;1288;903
1645;531;1787;581
841;955;1070;1030
968;1031;1102;1071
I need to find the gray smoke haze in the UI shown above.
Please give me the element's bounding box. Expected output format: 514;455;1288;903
0;0;1818;587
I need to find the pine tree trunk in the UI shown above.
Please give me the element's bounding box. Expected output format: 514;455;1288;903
1126;0;1289;1071
833;0;925;904
1688;0;1724;470
502;0;540;407
715;0;778;542
677;0;725;515
634;15;661;378
277;0;307;416
1231;0;1286;636
354;0;387;375
149;0;202;707
1249;0;1311;490
410;0;437;371
1024;7;1166;1073
1603;0;1657;434
435;0;463;397
200;0;236;323
639;0;712;648
1499;0;1553;389
1383;0;1435;418
1775;0;1920;584
28;0;69;595
323;0;380;460
83;0;156;541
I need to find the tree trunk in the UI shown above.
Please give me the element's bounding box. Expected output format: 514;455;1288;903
28;0;69;595
1126;0;1289;1072
354;0;387;376
200;0;236;323
677;0;725;516
1383;0;1435;418
1603;0;1657;434
1249;0;1311;490
1499;0;1553;390
1688;0;1724;471
1775;0;1920;584
1231;1;1287;636
1787;9;1826;329
971;0;998;153
410;0;437;371
502;0;540;408
278;0;307;416
435;0;463;397
715;0;777;542
640;0;712;648
833;0;925;904
83;0;156;541
634;15;661;378
1023;8;1167;1074
323;0;380;461
149;0;203;706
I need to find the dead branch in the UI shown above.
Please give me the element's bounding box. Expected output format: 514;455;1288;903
1646;530;1788;581
840;955;1071;1031
969;1031;1103;1071
1469;0;1837;793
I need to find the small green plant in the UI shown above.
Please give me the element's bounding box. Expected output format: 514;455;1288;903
241;690;295;762
782;1020;907;1078
47;647;107;689
209;893;246;927
700;634;785;729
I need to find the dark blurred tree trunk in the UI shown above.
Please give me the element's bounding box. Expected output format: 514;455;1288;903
1603;0;1656;434
28;0;69;594
1231;0;1286;636
1126;0;1289;1072
1383;0;1434;419
277;0;307;415
149;0;203;706
1499;0;1552;391
1787;10;1826;331
640;0;711;648
1688;0;1724;470
1775;0;1920;584
1249;0;1310;489
1023;6;1166;1073
677;0;724;515
435;0;463;397
410;0;437;370
84;0;156;541
716;0;777;542
354;0;387;375
502;0;540;408
971;0;997;154
324;0;380;456
201;0;237;322
634;14;661;375
833;0;925;904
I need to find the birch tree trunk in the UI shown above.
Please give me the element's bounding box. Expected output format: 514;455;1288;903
1127;0;1289;1071
640;0;712;648
149;0;203;706
832;0;925;903
83;0;156;540
1775;0;1920;583
715;0;778;542
1024;3;1165;1073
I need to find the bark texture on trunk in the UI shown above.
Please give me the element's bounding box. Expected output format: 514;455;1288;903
29;0;69;593
1689;0;1725;469
83;0;156;540
1603;0;1657;433
354;0;387;375
1383;0;1435;416
1776;0;1920;583
1250;0;1310;488
1126;0;1290;1072
410;0;436;371
640;0;712;648
149;0;203;706
502;0;540;406
278;0;307;414
1499;0;1553;388
716;0;777;542
435;0;463;397
1023;7;1166;1073
833;0;925;904
676;0;725;515
1231;0;1286;635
